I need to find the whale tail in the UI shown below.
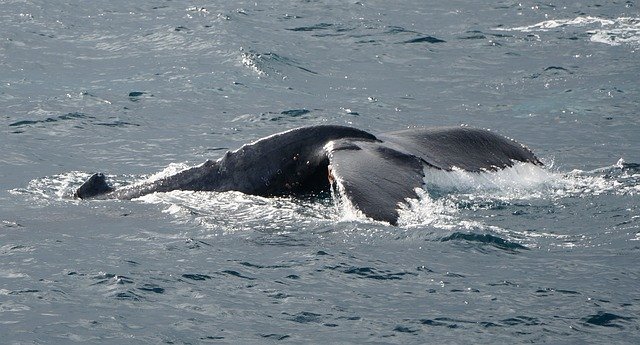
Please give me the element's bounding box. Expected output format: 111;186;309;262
75;173;114;199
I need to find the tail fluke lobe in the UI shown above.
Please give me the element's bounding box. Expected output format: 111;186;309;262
75;173;114;199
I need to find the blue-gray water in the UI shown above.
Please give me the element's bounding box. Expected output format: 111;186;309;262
2;0;639;343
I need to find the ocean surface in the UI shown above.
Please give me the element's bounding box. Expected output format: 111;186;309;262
2;0;639;343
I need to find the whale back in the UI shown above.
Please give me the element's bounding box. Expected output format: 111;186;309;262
216;125;378;196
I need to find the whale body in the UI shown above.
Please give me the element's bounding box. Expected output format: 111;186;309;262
75;125;541;225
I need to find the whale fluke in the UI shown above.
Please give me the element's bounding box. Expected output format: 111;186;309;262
75;173;114;199
327;139;425;225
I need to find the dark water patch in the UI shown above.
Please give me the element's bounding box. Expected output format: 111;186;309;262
113;290;145;301
402;36;446;44
181;273;212;281
394;325;419;333
124;260;139;266
501;316;542;326
251;233;309;247
441;232;528;252
488;280;520;287
91;273;133;285
114;276;134;285
9;112;94;129
267;291;290;299
450;288;480;293
556;289;580;295
260;333;290;340
205;147;229;153
459;30;487;40
280;109;311;117
535;287;581;296
138;284;165;294
420;319;451;327
267;109;314;122
488;32;515;39
174;26;191;32
286;22;356;38
237;261;291;269
419;317;498;329
528;66;573;80
416;265;434;273
287;23;334;32
582;312;634;328
1;244;30;253
8;289;40;295
285;274;299;280
200;335;225;341
619;161;640;172
128;91;150;101
337;315;361;321
419;318;464;328
480;321;501;328
444;271;465;278
221;270;256;280
286;311;323;324
184;238;212;249
95;120;140;127
355;39;377;44
239;261;265;269
384;26;419;35
263;52;316;72
342;266;416;280
544;66;573;74
33;31;55;39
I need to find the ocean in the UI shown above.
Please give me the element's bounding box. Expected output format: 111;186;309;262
1;0;639;343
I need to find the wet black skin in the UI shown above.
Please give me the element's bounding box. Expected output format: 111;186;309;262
76;125;541;225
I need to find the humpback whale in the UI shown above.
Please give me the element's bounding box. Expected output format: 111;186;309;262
75;125;541;225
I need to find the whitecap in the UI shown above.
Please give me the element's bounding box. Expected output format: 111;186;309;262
496;16;640;47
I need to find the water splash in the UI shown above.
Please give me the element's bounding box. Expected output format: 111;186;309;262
139;190;334;234
396;160;639;248
497;16;640;47
503;16;617;32
11;159;639;245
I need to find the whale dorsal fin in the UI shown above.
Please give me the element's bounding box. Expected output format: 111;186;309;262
327;140;424;225
379;127;541;172
74;173;114;199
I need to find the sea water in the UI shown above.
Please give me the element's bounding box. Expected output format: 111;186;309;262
1;1;639;343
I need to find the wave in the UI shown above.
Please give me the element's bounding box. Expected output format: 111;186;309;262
496;16;640;47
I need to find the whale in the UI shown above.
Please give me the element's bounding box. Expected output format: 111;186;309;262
75;125;541;225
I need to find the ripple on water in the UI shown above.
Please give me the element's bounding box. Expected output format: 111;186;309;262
441;232;528;252
239;50;318;77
